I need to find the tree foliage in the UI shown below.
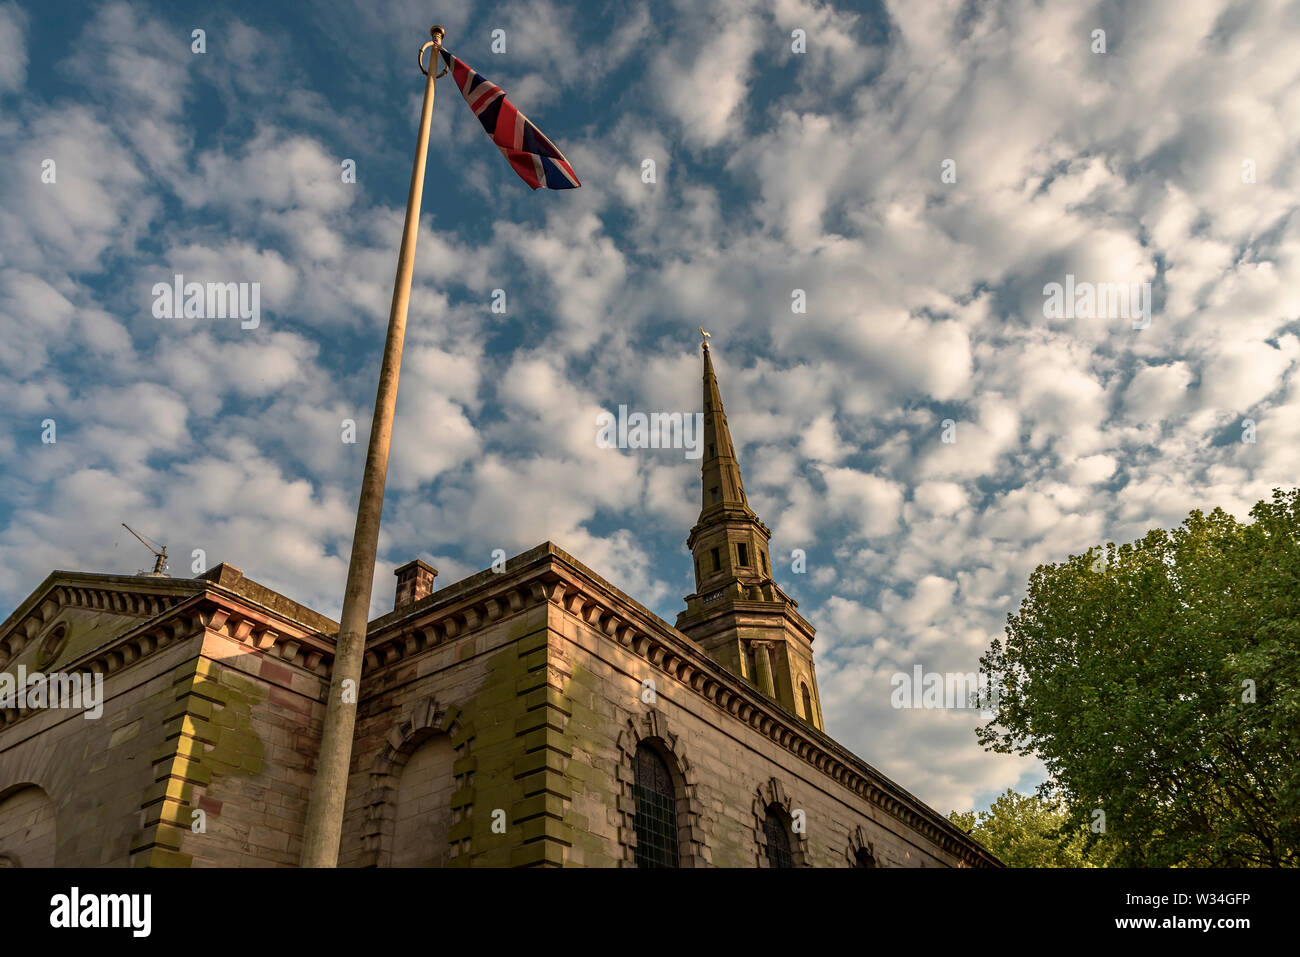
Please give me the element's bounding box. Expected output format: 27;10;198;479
950;789;1114;867
978;489;1300;866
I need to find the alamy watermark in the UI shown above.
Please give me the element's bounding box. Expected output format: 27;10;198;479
50;887;150;937
596;406;705;460
890;666;1000;716
0;666;104;719
1043;274;1151;329
151;273;261;329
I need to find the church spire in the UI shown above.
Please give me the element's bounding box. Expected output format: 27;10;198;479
676;332;824;731
700;337;750;515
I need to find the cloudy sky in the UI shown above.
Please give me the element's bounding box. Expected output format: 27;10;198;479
2;0;1298;815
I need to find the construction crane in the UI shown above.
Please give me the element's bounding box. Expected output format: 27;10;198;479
121;523;168;576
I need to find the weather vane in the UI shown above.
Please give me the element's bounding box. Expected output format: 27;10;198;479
699;326;711;347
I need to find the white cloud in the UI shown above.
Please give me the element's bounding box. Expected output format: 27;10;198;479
0;2;27;91
912;481;968;517
5;0;1300;816
1198;337;1296;411
652;0;761;147
820;466;904;539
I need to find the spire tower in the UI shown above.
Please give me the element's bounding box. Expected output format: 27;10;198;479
676;333;824;730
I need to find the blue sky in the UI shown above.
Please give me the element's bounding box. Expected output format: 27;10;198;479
2;0;1298;815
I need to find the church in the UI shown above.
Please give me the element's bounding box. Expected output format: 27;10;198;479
0;341;999;868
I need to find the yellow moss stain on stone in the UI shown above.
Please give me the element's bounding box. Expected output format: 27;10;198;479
134;656;268;866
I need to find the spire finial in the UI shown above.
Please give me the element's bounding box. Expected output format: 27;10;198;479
699;325;711;350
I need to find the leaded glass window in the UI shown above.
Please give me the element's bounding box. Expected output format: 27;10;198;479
763;805;794;868
632;744;680;868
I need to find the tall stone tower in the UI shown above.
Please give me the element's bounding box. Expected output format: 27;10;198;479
676;335;824;731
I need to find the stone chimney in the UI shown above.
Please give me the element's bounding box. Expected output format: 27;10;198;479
394;559;438;610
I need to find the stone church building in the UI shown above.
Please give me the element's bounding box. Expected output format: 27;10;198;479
0;344;998;868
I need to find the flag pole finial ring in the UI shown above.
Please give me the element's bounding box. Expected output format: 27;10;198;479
419;27;448;77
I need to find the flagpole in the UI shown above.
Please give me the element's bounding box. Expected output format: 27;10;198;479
300;24;446;868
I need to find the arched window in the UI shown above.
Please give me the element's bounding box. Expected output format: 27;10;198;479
391;733;456;867
801;682;814;722
632;743;679;868
0;785;57;868
763;805;794;868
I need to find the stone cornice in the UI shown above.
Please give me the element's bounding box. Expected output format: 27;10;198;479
361;541;1001;868
183;590;335;674
362;546;565;675
678;593;817;646
686;508;772;550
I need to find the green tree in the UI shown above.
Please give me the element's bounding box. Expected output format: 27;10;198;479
978;489;1300;867
950;789;1113;867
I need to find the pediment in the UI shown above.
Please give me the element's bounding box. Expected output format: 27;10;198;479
0;574;201;675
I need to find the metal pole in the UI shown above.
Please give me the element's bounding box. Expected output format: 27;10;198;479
300;25;445;868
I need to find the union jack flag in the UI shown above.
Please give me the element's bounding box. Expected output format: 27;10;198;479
440;48;581;190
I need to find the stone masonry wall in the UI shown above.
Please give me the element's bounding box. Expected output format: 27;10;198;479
551;601;965;868
0;592;332;869
340;594;553;867
171;627;326;867
340;567;971;867
0;632;202;866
